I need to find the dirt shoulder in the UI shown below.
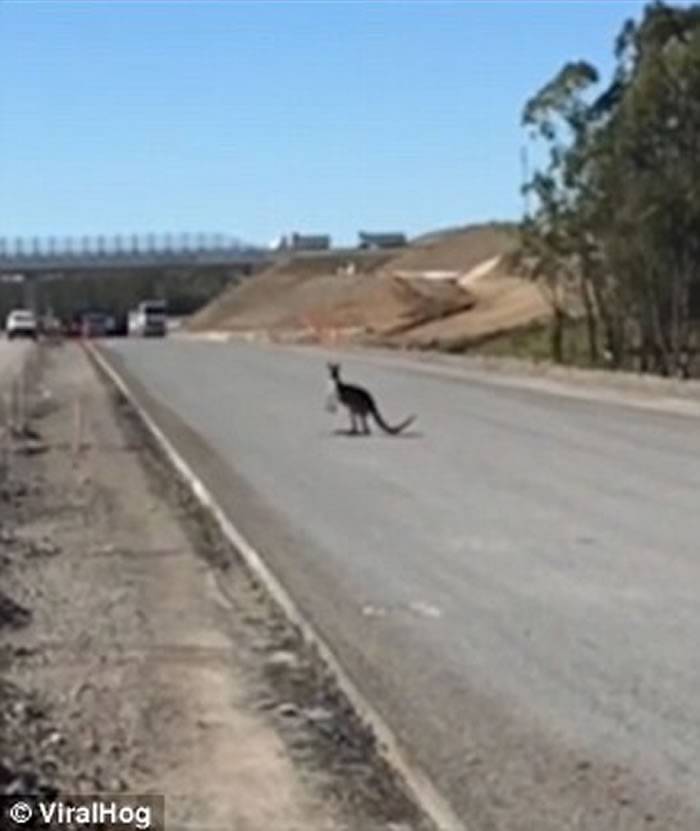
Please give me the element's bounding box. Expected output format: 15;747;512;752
0;343;433;831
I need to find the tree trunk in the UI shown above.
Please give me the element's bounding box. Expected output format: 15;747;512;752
551;307;565;363
639;309;655;373
639;342;649;373
588;271;618;366
641;267;673;377
580;274;599;364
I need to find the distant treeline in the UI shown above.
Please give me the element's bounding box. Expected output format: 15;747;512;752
0;266;249;324
518;1;700;376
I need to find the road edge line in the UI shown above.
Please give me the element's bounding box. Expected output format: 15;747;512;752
85;343;468;831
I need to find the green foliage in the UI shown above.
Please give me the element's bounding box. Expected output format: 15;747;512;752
0;266;246;324
520;1;700;375
476;320;593;366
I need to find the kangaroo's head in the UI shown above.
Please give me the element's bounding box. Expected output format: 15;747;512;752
327;362;341;381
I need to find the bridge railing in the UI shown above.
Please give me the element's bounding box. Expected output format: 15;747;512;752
0;233;271;272
0;233;258;256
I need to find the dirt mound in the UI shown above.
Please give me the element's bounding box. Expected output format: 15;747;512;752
379;275;550;351
372;224;549;350
389;223;518;275
187;223;549;350
188;250;475;340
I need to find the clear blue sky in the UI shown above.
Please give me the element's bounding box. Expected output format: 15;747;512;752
0;0;656;246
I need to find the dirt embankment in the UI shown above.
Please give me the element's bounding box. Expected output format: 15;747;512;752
389;223;515;274
186;223;550;351
0;343;433;831
188;248;476;343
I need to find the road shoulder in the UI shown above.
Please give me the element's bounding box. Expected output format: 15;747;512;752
0;343;433;831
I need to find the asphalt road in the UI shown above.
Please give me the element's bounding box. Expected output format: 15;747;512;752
104;338;700;830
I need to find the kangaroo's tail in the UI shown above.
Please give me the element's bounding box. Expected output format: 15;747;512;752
371;404;416;435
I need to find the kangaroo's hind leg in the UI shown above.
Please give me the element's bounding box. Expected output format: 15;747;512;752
360;412;371;435
348;411;359;435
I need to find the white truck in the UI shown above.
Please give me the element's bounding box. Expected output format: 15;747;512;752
129;300;167;337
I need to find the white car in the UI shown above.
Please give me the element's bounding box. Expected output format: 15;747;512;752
6;309;38;340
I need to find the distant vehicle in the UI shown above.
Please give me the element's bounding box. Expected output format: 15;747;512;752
291;233;331;251
40;314;63;341
273;233;332;252
5;309;38;340
110;313;129;337
131;300;167;337
81;312;109;339
357;231;407;250
64;317;83;338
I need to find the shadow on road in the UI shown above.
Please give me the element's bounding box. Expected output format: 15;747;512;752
328;428;423;439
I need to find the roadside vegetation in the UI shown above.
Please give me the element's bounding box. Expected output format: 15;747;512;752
473;320;591;365
0;267;248;325
517;0;700;376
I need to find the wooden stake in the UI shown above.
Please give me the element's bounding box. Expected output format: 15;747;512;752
73;397;83;457
1;395;9;481
17;369;27;434
10;379;18;434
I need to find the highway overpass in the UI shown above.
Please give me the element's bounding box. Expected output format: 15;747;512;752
0;233;274;278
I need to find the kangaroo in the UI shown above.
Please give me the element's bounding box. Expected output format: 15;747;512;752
326;362;415;435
